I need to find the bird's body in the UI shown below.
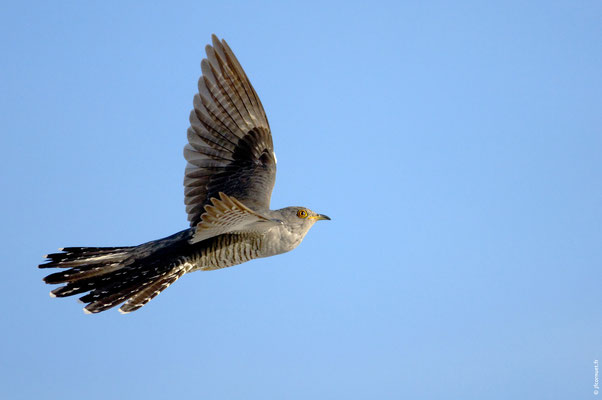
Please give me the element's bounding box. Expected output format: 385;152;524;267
40;35;329;314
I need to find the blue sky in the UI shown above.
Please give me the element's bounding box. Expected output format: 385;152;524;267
1;1;601;399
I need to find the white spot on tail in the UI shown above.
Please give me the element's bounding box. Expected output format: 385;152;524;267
83;308;92;314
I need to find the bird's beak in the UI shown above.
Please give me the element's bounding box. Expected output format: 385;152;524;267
312;213;331;221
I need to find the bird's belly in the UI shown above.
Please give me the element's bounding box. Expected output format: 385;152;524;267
190;233;264;271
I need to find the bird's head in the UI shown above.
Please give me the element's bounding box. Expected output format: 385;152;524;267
275;206;331;237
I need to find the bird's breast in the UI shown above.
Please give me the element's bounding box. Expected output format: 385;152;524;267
191;233;264;271
259;225;304;257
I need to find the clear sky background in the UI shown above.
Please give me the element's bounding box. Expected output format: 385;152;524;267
1;1;601;399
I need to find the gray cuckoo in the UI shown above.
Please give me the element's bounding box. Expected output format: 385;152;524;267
39;35;330;314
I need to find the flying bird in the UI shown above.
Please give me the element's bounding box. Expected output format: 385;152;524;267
39;35;330;314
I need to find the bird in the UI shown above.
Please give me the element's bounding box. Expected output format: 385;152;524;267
39;35;330;314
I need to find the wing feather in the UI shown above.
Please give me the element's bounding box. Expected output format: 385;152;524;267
184;35;276;227
190;192;279;244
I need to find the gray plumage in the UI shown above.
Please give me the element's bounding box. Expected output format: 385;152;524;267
39;35;330;314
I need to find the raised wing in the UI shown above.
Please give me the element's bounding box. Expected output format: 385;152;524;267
184;35;277;227
190;192;280;244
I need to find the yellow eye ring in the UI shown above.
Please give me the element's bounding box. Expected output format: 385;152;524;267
296;209;308;219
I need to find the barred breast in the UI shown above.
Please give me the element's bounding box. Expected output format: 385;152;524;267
190;233;265;271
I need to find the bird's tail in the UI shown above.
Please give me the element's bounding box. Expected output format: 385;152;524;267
39;230;193;314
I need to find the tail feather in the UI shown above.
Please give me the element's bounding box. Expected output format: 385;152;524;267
40;247;134;269
82;279;155;314
39;229;194;314
44;264;125;285
119;264;189;314
77;262;166;307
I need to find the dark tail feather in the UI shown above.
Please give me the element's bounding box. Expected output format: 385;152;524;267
40;247;134;268
39;230;193;314
118;265;188;314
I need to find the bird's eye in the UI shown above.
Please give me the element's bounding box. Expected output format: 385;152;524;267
296;209;308;219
